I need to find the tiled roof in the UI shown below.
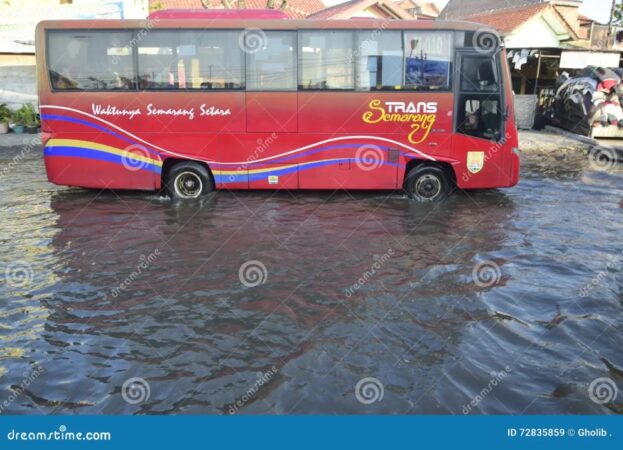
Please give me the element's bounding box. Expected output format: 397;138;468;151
307;0;410;19
307;0;359;19
148;0;326;19
440;0;544;20
461;3;549;34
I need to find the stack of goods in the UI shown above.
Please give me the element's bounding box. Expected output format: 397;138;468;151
553;66;623;136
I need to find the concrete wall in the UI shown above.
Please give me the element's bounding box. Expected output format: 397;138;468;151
0;56;37;111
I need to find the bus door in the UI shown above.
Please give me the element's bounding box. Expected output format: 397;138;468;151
453;49;506;188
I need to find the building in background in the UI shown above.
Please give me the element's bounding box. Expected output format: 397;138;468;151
0;0;148;109
394;0;439;19
147;0;437;19
148;0;325;19
306;0;411;19
440;0;621;97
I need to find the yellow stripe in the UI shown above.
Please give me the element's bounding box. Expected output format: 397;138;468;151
214;158;352;176
47;139;162;167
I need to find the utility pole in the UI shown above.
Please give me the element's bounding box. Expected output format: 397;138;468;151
608;0;617;49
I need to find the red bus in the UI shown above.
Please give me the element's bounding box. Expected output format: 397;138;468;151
36;11;519;201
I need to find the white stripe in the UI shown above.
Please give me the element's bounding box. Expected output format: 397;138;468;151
40;105;436;165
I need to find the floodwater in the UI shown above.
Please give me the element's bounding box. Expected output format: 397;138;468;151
0;132;622;415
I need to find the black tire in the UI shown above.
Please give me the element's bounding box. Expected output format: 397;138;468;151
404;165;452;202
164;161;213;199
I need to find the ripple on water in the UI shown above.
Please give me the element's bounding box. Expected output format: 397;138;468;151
0;142;622;414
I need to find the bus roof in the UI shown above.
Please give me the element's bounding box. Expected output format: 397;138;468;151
148;9;289;20
36;17;499;35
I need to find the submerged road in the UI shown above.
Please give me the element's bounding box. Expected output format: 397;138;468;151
0;131;621;414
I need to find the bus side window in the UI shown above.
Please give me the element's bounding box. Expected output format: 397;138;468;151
136;30;244;91
48;31;135;91
355;31;402;91
245;31;296;91
299;31;353;90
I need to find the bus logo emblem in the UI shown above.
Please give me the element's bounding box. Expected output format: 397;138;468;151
467;152;485;174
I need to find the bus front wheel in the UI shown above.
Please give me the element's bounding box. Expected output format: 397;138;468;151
404;165;451;202
165;161;213;199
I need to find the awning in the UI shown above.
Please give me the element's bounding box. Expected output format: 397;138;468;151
560;50;620;69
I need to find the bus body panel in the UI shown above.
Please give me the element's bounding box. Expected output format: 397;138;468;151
36;17;520;194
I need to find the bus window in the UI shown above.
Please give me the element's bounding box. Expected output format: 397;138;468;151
460;56;498;92
299;31;354;90
48;31;135;91
137;30;244;90
457;96;502;140
355;31;403;91
245;31;296;91
403;31;452;91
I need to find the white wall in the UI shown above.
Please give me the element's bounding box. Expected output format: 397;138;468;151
505;16;562;49
0;65;37;110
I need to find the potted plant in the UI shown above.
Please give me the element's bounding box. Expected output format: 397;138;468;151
12;103;39;134
0;103;11;134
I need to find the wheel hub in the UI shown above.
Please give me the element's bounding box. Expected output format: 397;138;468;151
174;171;203;198
415;174;441;200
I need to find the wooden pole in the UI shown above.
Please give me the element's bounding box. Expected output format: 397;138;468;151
608;0;617;48
533;51;542;95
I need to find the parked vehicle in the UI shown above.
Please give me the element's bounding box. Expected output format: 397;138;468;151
551;66;623;138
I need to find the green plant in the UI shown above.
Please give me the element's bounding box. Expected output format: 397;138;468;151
0;103;11;123
12;104;40;127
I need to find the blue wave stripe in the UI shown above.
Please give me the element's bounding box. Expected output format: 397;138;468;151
44;146;162;174
262;144;392;165
215;159;402;184
41;115;161;157
42;114;422;166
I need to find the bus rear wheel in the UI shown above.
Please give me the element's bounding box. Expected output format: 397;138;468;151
404;165;451;202
165;161;213;199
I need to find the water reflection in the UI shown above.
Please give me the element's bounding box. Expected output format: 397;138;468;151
1;137;622;414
